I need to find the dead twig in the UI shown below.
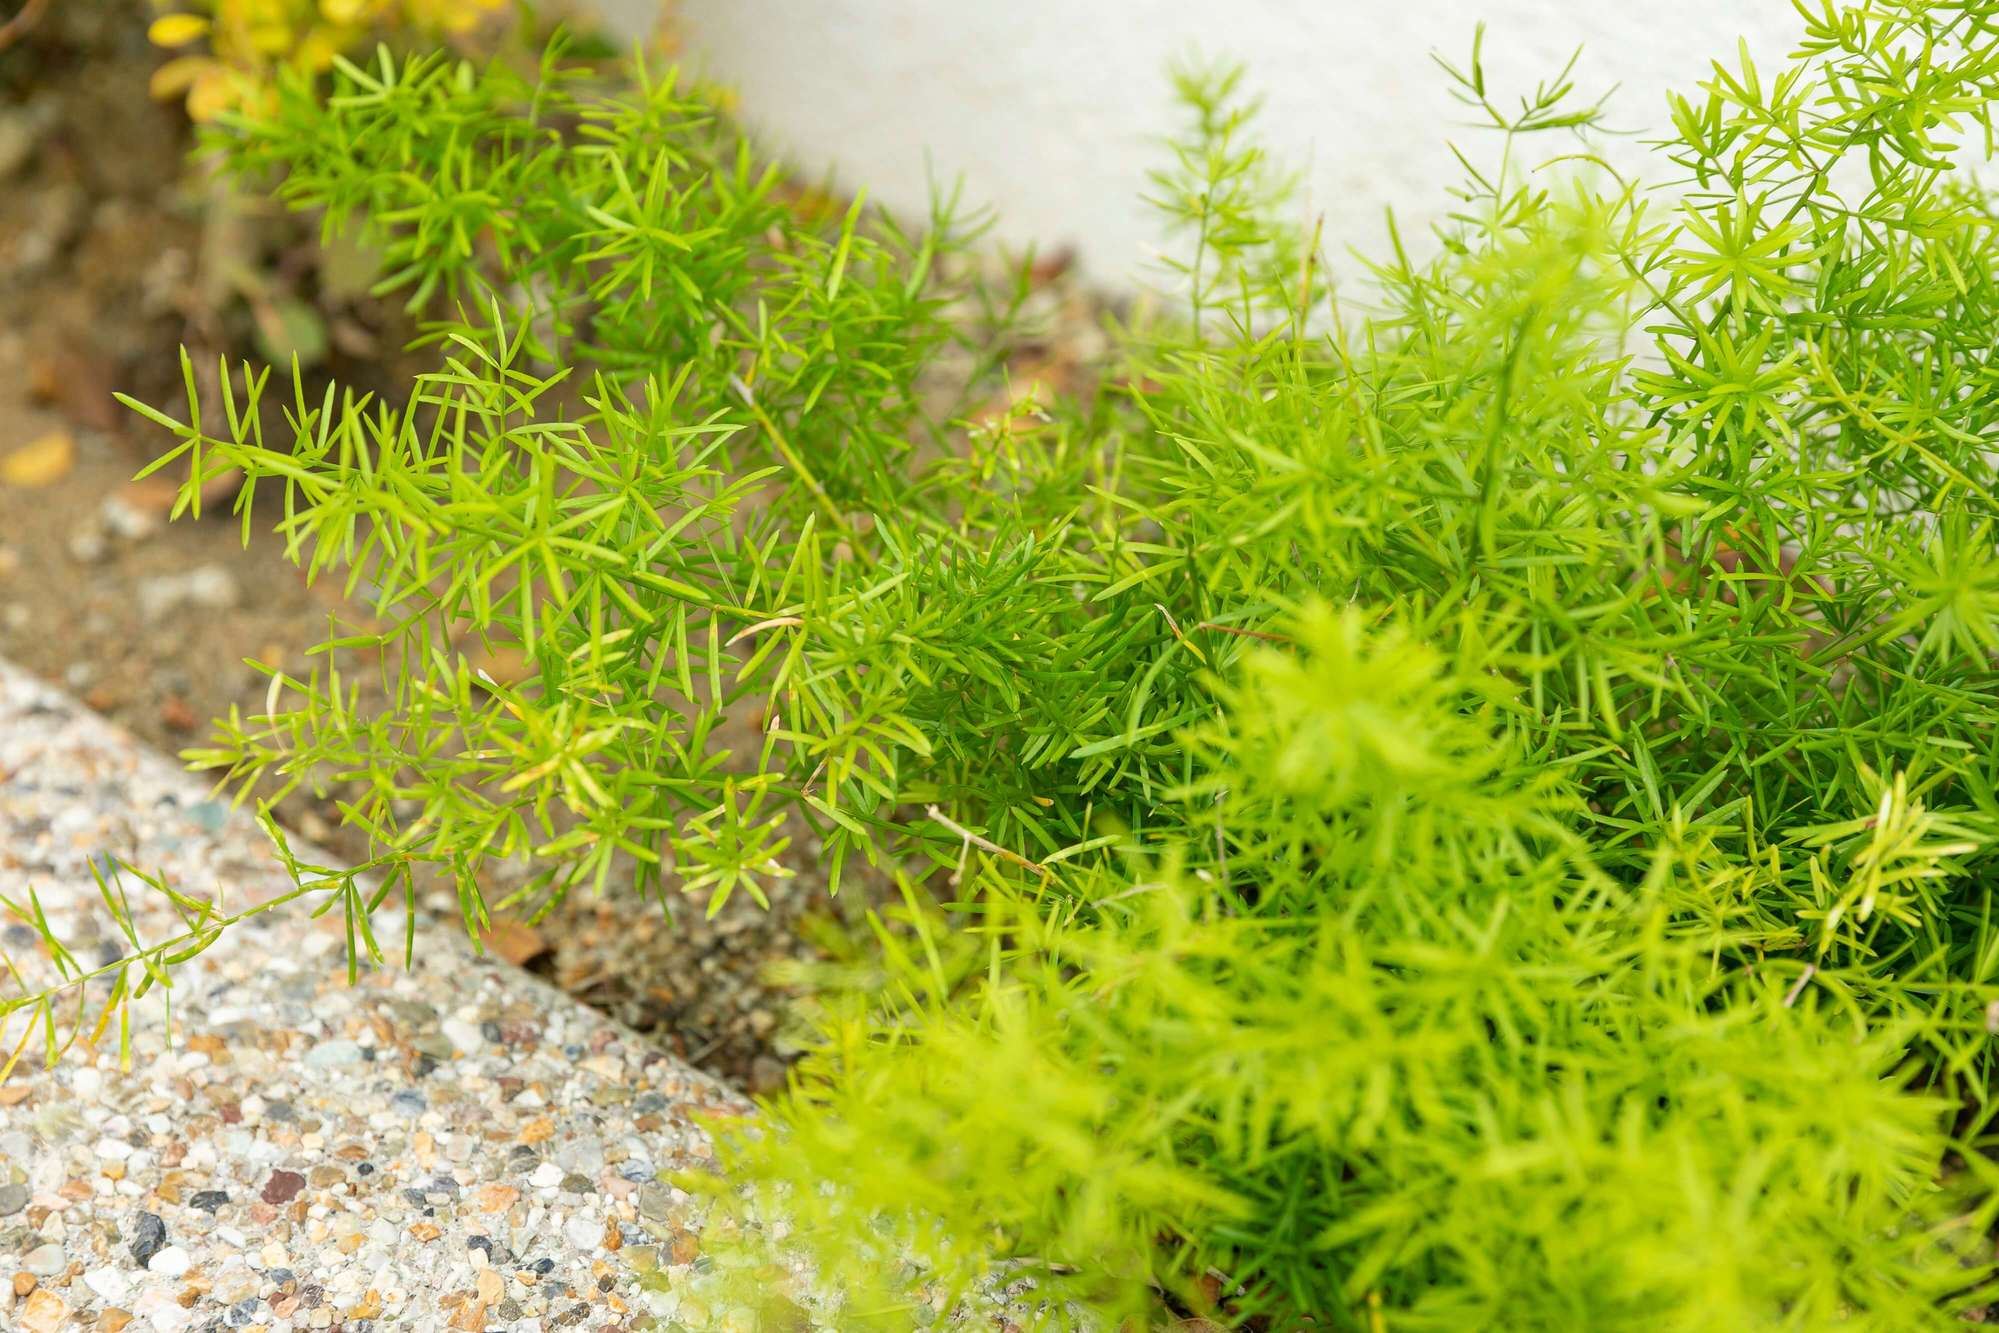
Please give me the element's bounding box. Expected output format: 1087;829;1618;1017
1196;621;1294;644
924;804;1049;880
1782;963;1817;1008
0;0;48;53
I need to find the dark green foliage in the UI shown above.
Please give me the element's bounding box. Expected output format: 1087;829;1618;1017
69;3;1999;1326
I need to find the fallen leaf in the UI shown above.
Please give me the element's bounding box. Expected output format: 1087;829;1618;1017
480;918;548;967
117;476;184;516
160;697;198;732
28;344;118;432
1028;244;1077;288
0;432;73;487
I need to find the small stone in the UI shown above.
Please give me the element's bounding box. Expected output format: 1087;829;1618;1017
136;565;239;622
99;1308;134;1333
302;1040;361;1068
189;1191;228;1213
67;525;108;564
13;1272;36;1295
637;1181;673;1221
18;1288;67;1333
408;1220;441;1243
184;800;228;835
475;1269;504;1304
22;1244;61;1276
147;1246;191;1278
309;1166;344;1188
128;1210;167;1266
559;1172;593;1194
530;1162;564;1189
0;1182;26;1215
135;1287;193;1333
563;1216;600;1250
85;1267;132;1302
98;495;157;542
441;1017;485;1054
261;1170;305;1204
473;1183;518;1213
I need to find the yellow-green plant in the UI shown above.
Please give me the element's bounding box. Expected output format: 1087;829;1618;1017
8;1;1997;1326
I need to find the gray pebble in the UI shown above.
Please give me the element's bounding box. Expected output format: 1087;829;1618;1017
0;1181;27;1215
130;1208;168;1265
303;1039;362;1067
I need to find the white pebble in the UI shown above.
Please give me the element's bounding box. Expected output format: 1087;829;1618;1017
135;1287;193;1333
148;1245;191;1277
441;1017;485;1054
529;1162;563;1189
84;1266;132;1301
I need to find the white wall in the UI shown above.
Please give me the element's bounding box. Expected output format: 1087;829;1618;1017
618;2;1804;286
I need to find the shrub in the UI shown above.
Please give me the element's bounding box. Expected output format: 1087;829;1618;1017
49;1;1999;1326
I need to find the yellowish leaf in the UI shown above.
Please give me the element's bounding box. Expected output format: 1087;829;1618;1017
148;13;211;47
149;54;218;100
0;432;75;489
295;26;346;71
186;67;240;122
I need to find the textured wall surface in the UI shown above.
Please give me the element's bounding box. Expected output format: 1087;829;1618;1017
628;2;1806;284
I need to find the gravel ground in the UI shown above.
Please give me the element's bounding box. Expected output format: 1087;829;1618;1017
0;659;816;1333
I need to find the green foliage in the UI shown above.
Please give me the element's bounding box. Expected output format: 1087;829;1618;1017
43;1;1999;1326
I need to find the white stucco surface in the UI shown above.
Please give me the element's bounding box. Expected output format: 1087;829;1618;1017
622;2;1809;284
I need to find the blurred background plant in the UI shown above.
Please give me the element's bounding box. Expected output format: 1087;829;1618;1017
146;0;508;121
